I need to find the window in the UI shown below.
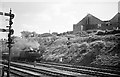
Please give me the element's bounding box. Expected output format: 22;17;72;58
106;22;110;26
98;24;101;28
81;25;83;30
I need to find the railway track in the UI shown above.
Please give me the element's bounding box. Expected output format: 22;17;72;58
1;60;120;77
3;65;42;77
37;61;120;76
18;61;120;77
2;61;88;77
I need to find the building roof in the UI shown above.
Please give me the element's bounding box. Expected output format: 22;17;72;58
77;14;103;25
110;13;120;23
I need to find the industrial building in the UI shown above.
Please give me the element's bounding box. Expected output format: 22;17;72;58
73;13;120;33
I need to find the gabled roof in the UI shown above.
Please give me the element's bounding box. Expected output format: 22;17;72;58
77;14;103;25
110;13;120;22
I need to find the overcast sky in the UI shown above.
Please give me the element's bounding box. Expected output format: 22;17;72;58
0;0;119;39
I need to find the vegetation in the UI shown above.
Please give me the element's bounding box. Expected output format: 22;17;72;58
0;30;120;67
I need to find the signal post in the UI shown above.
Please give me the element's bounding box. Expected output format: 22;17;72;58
0;9;15;77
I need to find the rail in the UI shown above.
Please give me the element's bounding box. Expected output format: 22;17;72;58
2;61;83;77
19;61;120;77
36;61;120;77
1;60;120;77
2;65;42;77
38;61;120;76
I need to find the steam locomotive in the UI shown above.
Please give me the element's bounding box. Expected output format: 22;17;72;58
2;50;42;62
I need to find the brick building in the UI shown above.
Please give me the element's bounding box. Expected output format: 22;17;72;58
73;13;120;33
